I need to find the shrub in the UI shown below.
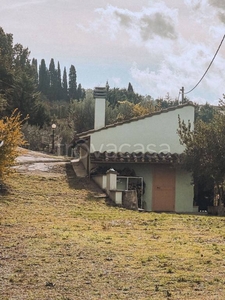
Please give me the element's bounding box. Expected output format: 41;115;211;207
0;109;27;180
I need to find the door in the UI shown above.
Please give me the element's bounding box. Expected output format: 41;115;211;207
152;165;176;212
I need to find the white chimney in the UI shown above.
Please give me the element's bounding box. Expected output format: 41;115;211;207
94;87;106;130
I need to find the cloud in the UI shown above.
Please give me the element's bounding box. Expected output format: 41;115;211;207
209;0;225;9
77;1;225;104
80;3;178;43
130;37;225;104
183;0;204;10
140;12;177;40
111;77;121;86
114;8;177;40
114;11;132;27
184;0;225;25
218;12;225;23
1;0;47;11
1;0;224;105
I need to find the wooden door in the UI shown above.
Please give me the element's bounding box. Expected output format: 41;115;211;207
152;166;176;212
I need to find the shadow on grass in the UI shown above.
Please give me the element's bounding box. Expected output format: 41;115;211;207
65;162;111;205
65;163;85;190
0;181;11;199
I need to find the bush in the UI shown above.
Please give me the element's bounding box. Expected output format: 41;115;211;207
0;110;27;180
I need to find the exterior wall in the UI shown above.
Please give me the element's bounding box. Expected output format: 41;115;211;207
175;168;194;212
110;191;122;205
90;163;194;213
106;170;117;193
130;164;153;211
92;163;153;211
80;147;88;170
92;175;107;190
90;105;195;154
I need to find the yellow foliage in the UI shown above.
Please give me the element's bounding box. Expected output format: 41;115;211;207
133;103;155;117
115;101;157;122
0;110;27;180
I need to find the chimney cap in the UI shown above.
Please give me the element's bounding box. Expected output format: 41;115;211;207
94;87;107;99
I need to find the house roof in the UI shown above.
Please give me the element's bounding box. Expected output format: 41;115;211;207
90;151;183;164
77;102;195;137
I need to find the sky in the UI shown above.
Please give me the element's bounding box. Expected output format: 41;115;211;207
1;0;225;104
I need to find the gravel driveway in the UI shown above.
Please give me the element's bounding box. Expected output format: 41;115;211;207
14;148;71;175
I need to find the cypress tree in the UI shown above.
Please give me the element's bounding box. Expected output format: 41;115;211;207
49;58;57;101
62;67;68;101
31;58;38;85
77;83;85;101
56;61;62;100
38;59;49;96
128;82;134;93
69;65;77;100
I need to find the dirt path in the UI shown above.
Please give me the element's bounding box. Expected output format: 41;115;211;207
14;148;71;176
14;148;106;197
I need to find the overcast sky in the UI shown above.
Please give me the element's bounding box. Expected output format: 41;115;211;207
1;0;225;104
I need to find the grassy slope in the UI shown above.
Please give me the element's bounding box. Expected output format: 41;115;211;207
1;172;225;300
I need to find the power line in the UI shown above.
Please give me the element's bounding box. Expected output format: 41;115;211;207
185;34;225;95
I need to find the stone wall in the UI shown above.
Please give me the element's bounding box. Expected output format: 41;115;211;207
122;190;138;210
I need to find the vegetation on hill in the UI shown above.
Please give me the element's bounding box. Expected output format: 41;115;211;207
2;25;225;212
178;101;225;210
0;27;186;154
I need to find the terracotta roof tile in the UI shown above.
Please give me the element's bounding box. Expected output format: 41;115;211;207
90;151;184;164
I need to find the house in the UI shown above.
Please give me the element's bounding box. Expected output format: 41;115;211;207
76;87;196;213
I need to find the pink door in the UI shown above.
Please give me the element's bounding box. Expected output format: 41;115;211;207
152;166;176;212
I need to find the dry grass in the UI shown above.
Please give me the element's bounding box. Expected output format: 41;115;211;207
1;170;225;299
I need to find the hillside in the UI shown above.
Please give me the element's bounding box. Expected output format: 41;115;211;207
0;156;225;299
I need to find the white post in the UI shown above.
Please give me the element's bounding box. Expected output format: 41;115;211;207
106;168;117;194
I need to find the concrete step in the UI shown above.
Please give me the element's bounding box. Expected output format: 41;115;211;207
71;159;87;178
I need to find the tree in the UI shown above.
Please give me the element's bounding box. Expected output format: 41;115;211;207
128;82;134;93
38;59;49;96
62;67;68;101
155;97;179;109
178;106;225;209
113;100;155;122
76;83;85;101
0;109;27;180
107;86;143;107
127;82;140;104
69;65;77;100
68;93;94;133
56;62;62;100
195;103;216;123
107;88;127;108
0;27;50;126
0;27;14;116
31;58;38;85
5;43;43;125
48;58;58;101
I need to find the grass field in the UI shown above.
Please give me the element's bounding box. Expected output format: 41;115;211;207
1;170;225;299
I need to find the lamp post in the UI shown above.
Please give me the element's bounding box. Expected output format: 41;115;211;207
51;123;56;153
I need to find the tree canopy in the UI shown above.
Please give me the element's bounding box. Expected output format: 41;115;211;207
178;103;225;206
0;27;50;126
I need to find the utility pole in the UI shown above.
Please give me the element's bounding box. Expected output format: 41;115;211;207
181;87;184;103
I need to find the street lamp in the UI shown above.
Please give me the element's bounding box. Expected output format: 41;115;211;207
51;123;56;153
